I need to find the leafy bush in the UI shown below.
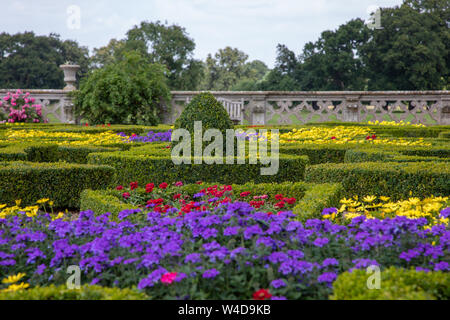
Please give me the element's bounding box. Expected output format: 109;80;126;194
174;92;234;135
0;284;148;300
0;161;115;208
305;161;450;199
0;90;45;123
331;267;450;300
88;151;309;185
438;130;450;139
73;51;171;125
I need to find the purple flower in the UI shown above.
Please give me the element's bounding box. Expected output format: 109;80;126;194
202;268;220;279
313;238;329;248
433;261;449;271
185;253;202;264
440;207;450;218
317;272;337;283
35;264;46;275
223;226;240;236
322;207;338;216
270;279;287;289
322;258;339;267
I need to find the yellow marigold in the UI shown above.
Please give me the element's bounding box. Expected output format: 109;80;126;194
2;273;26;284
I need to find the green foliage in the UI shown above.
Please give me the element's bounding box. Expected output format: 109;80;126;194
125;20;204;90
0;161;115;208
293;183;344;221
88;149;309;186
0;32;89;89
361;1;449;90
305;161;450;199
73;51;171;125
331;267;450;300
438;131;450;139
201;47;269;91
174;92;234;135
80;189;138;217
280;144;348;164
0;284;148;300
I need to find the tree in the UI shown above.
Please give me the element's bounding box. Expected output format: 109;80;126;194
0;32;89;89
73;51;171;125
202;47;269;91
125;21;203;90
299;19;370;90
90;39;127;68
361;0;449;90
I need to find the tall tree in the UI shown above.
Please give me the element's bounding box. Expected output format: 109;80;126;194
361;0;449;90
202;47;269;91
299;19;370;90
0;32;89;89
125;21;203;90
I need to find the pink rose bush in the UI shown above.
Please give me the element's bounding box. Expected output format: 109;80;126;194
0;90;46;123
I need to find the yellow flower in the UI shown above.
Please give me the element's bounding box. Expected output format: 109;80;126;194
0;204;6;209
36;198;50;204
15;199;21;206
363;195;377;203
2;282;30;292
379;196;390;202
2;273;26;284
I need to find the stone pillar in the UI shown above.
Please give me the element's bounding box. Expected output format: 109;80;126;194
343;97;360;122
250;98;266;125
441;99;450;125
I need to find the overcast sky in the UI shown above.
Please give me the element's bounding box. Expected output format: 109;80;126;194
2;0;403;67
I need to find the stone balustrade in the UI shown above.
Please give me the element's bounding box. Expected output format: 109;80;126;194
1;89;449;125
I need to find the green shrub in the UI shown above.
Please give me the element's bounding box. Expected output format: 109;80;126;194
305;161;450;199
73;51;171;125
438;130;450;139
88;151;309;185
80;189;139;216
0;284;148;300
293;183;344;221
281;144;349;164
331;267;450;300
174;92;234;135
0;161;115;208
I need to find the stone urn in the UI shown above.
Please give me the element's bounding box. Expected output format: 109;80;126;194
60;64;80;91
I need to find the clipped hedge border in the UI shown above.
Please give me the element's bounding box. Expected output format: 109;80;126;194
293;182;344;221
0;143;124;164
279;144;348;164
331;267;450;300
0;161;115;208
0;284;148;300
88;151;309;185
344;149;449;163
305;161;450;199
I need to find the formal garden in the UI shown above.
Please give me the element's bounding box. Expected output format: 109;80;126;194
0;86;449;300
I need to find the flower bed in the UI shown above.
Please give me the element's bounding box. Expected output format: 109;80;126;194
0;198;448;299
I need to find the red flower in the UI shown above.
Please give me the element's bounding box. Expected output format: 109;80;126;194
130;181;138;190
284;197;297;205
372;134;377;140
107;124;111;127
253;289;272;300
274;201;285;209
122;192;130;199
223;185;232;191
159;182;168;189
331;136;337;140
145;183;154;193
116;185;123;191
240;191;251;197
84;123;89;127
173;193;181;200
275;194;284;201
196;181;203;185
366;135;371;140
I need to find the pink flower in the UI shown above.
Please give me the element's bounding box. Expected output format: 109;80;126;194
161;272;177;285
175;181;183;187
3;96;9;101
